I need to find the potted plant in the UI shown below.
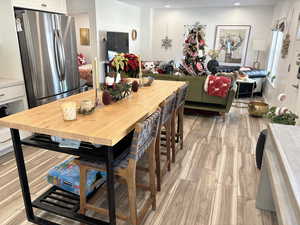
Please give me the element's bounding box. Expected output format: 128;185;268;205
124;54;140;78
110;53;128;83
266;94;299;125
110;53;140;79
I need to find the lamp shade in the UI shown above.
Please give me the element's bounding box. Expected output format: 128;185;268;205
253;40;266;51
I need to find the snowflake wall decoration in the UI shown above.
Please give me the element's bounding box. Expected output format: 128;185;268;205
161;36;172;50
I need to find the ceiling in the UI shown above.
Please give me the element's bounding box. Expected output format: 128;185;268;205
118;0;279;8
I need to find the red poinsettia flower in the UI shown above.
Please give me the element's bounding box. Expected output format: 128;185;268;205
124;53;139;72
199;39;205;46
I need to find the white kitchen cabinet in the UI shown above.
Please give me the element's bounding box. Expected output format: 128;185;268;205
13;0;67;14
0;78;29;157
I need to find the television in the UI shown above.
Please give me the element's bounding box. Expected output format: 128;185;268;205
107;32;129;60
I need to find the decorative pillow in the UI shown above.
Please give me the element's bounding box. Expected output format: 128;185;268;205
205;75;232;98
143;61;156;73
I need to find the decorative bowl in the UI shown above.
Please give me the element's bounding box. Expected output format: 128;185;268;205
248;101;269;117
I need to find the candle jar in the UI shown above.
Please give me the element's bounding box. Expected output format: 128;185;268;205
80;100;94;114
61;102;77;121
80;100;94;112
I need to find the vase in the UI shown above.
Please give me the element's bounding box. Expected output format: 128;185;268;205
207;59;219;74
115;72;121;83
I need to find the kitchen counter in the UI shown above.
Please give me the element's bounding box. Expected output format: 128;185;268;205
0;79;186;225
0;78;24;89
256;124;300;225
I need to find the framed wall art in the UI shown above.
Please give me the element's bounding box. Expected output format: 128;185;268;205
214;25;251;66
80;28;90;46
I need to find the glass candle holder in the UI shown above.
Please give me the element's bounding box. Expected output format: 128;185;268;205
61;102;77;121
80;100;94;112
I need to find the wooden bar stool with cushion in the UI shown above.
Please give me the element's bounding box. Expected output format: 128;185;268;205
156;93;177;192
171;83;189;163
74;109;161;225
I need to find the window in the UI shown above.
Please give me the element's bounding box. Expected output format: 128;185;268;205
267;30;284;87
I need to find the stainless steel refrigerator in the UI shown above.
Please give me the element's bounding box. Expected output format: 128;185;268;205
15;9;80;108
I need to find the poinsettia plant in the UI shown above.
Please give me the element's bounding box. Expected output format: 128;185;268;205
124;54;140;77
110;53;140;77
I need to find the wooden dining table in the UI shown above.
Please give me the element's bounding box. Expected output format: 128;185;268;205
0;79;186;225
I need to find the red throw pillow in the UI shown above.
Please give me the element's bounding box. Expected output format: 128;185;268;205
207;76;231;98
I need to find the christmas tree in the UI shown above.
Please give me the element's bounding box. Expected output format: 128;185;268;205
180;23;207;76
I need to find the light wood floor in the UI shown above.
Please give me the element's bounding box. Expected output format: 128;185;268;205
0;104;278;225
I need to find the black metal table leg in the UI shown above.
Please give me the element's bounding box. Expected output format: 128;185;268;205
105;147;116;225
9;131;115;225
10;128;35;221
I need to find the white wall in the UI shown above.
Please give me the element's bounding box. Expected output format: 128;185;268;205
68;0;142;82
95;0;141;55
147;6;274;66
67;0;98;61
74;13;93;63
140;8;153;61
0;0;24;80
264;0;300;115
94;0;141;81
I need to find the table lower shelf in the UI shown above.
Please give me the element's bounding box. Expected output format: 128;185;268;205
32;186;109;225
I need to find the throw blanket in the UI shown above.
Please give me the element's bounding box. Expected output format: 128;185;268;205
204;75;231;98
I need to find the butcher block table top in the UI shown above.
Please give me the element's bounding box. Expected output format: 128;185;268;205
0;80;186;146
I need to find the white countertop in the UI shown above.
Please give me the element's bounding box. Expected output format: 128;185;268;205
0;78;24;89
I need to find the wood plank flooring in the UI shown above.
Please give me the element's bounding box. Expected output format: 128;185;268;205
0;104;278;225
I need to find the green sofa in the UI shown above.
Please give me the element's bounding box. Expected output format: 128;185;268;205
144;74;237;114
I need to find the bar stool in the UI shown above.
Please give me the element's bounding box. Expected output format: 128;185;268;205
155;93;177;191
74;109;161;225
171;83;189;163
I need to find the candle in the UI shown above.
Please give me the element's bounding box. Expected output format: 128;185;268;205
139;55;142;76
80;100;94;112
61;102;77;121
95;58;100;90
92;58;97;90
93;58;100;90
138;55;143;86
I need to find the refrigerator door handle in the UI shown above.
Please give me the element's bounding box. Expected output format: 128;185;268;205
57;30;66;81
54;30;62;80
53;29;66;82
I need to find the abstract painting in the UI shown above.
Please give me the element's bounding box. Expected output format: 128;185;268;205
214;25;251;66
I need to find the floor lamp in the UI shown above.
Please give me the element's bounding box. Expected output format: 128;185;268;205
253;40;266;69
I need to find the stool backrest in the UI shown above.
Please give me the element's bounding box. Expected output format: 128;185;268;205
129;109;161;161
160;93;177;125
175;83;189;109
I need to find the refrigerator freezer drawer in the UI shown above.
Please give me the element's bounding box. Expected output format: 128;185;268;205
0;85;25;103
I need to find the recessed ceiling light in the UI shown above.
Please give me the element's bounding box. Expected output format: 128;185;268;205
165;4;171;8
234;2;241;6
